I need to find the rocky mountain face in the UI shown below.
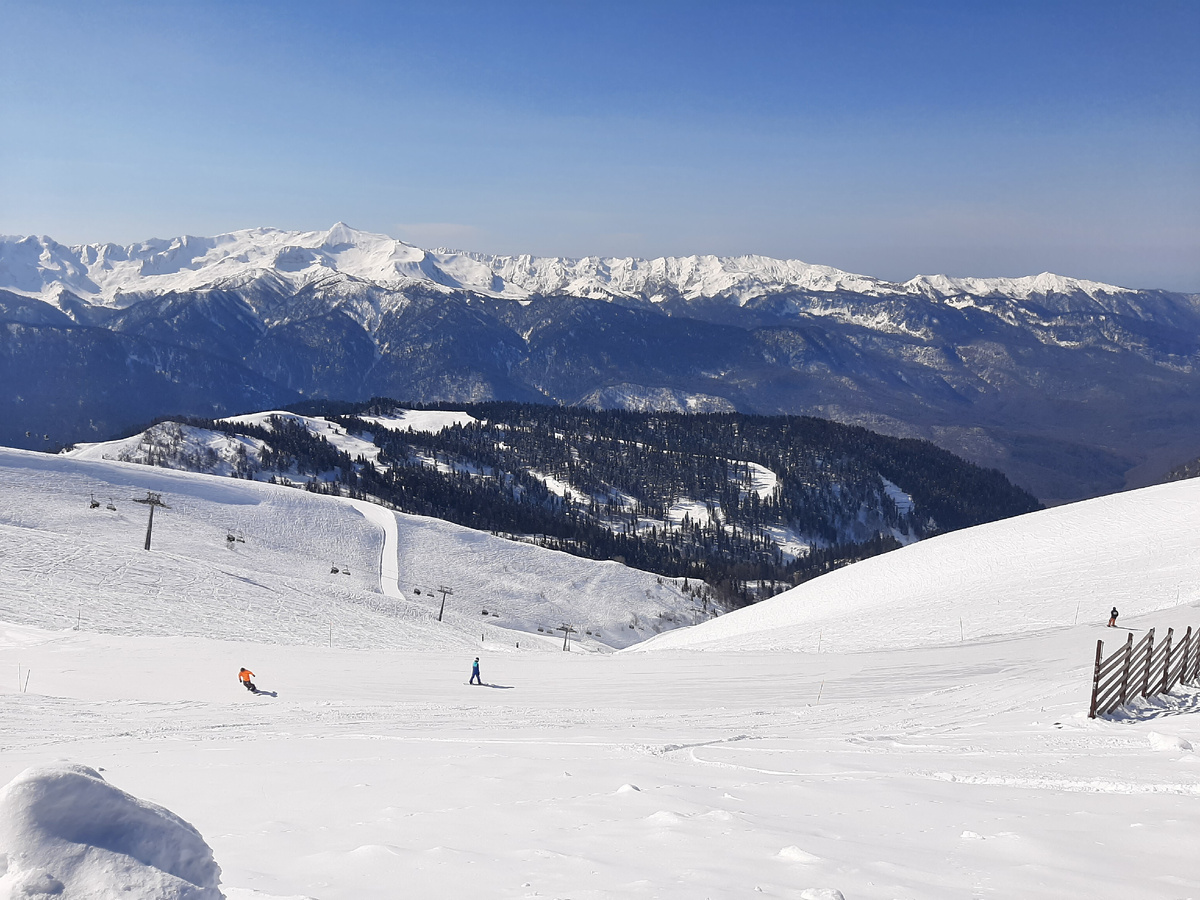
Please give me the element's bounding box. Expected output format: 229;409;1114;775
3;225;1198;502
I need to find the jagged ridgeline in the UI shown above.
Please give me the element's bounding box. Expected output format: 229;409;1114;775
130;402;1040;604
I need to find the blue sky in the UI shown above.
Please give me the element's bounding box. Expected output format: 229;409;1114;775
2;0;1197;290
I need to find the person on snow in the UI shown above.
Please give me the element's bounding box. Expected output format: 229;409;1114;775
470;657;482;685
1108;607;1119;628
238;668;257;692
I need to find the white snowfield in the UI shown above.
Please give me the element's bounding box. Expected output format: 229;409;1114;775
1;223;1136;307
1;449;1198;899
0;447;695;650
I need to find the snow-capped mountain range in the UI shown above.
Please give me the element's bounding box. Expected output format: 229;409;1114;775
1;223;1198;505
0;223;1137;307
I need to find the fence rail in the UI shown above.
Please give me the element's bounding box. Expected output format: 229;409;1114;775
1089;625;1200;718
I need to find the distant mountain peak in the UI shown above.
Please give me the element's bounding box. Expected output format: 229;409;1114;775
0;225;1137;306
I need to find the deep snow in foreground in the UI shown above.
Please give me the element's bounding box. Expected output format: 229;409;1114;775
0;763;222;899
1;451;1199;898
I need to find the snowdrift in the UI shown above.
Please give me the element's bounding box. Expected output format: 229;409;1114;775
0;764;222;899
635;478;1200;653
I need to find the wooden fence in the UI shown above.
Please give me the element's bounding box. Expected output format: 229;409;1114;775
1089;625;1200;718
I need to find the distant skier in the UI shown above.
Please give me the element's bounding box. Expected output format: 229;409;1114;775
238;668;257;692
469;657;482;685
1108;607;1119;628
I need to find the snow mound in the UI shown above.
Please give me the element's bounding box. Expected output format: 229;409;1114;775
1147;732;1193;753
0;764;223;900
777;845;820;863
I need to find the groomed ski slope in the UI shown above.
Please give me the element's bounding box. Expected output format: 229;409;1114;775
0;448;695;650
1;452;1198;899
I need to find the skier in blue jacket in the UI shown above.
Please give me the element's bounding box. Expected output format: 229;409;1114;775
470;657;482;685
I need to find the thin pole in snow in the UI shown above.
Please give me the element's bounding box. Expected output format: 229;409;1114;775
1074;600;1081;625
816;632;822;653
816;680;824;703
959;618;964;642
23;670;30;693
328;623;332;648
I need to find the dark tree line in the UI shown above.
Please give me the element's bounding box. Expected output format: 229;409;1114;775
149;401;1040;605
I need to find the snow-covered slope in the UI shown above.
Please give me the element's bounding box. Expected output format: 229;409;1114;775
1;467;1198;898
0;447;694;650
0;223;1136;307
637;477;1200;653
2;445;1199;898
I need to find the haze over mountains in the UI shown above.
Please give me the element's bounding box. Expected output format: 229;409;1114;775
3;224;1199;503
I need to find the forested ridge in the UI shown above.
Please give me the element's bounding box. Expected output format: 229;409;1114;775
151;401;1041;605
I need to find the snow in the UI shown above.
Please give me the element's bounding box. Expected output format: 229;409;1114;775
880;476;914;515
1;448;1199;898
2;446;692;650
0;225;1135;307
741;460;778;500
637;477;1200;653
357;409;478;434
0;763;222;899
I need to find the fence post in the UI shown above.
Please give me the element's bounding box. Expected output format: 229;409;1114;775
1140;627;1156;697
1118;632;1135;707
1190;626;1200;683
1088;639;1104;719
1158;628;1174;694
1176;627;1192;690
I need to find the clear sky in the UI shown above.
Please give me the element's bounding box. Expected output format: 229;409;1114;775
2;0;1197;290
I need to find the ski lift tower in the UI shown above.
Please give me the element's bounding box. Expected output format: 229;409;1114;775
436;585;454;622
557;623;577;651
132;491;170;551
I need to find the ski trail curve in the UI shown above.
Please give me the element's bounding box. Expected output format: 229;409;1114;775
344;499;404;600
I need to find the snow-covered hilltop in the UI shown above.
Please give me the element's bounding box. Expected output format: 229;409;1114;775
0;223;1137;307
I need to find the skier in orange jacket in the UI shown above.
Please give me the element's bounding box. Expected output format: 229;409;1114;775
238;668;257;692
